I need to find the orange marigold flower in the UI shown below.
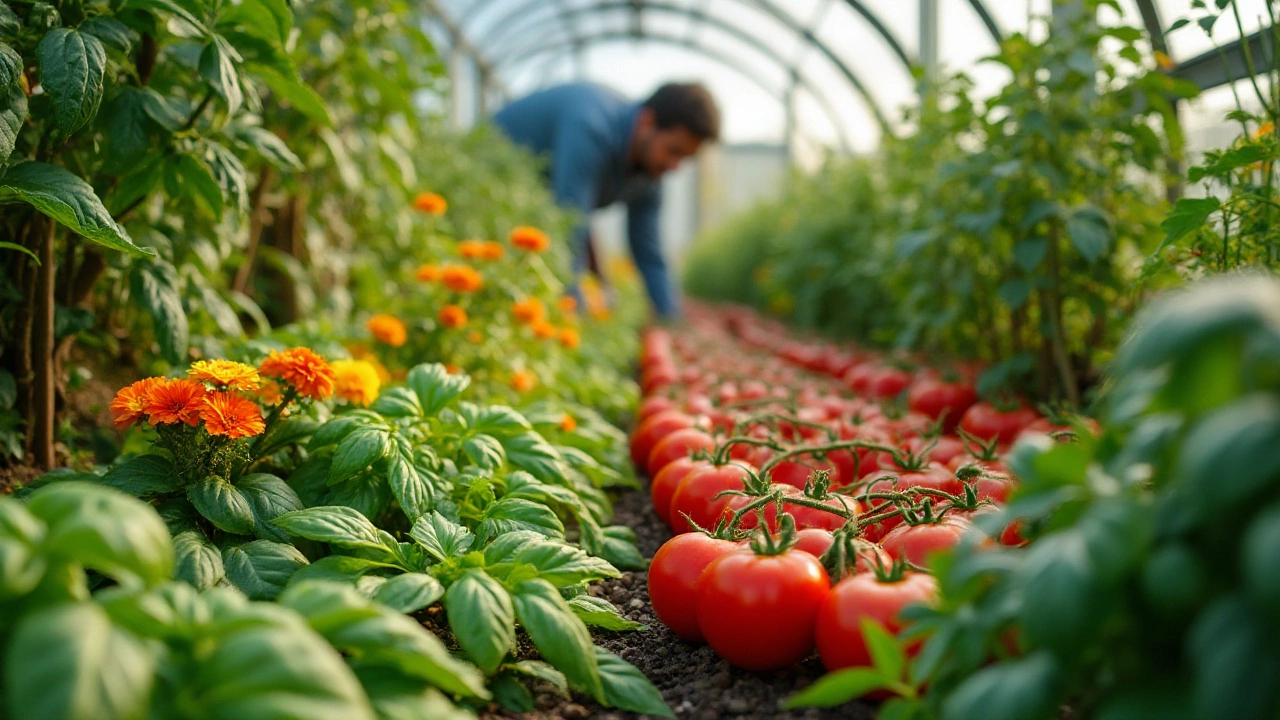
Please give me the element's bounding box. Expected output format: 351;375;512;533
439;304;468;329
445;363;462;375
367;314;408;347
531;319;556;339
481;241;505;260
331;359;382;407
467;330;484;344
258;347;336;401
458;239;488;259
558;327;581;350
510;226;550;252
440;264;485;293
416;263;441;282
200;391;266;439
513;297;546;324
110;377;165;429
560;413;577;432
188;359;260;391
557;296;579;314
510;369;537;393
143;378;207;427
413;192;447;215
1254;121;1275;140
257;380;284;406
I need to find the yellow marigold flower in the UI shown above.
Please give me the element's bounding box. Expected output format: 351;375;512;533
531;319;556;339
200;391;266;439
188;359;260;391
367;314;408;347
510;226;550;252
557;327;581;350
481;241;505;260
331;359;381;407
258;347;336;401
438;304;468;329
560;413;576;432
142;378;207;427
510;369;537;393
347;345;392;383
1254;121;1275;140
513;297;546;324
440;264;484;293
557;296;578;314
416;263;441;282
110;377;165;429
413;192;447;215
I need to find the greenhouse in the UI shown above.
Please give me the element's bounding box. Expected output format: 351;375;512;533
1;0;1278;718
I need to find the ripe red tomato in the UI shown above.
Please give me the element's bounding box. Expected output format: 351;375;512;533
867;367;913;400
646;427;716;477
880;516;975;567
815;572;937;672
768;454;838;489
630;410;697;468
650;457;711;527
637;396;678;422
669;463;754;534
695;549;831;671
958;403;1040;444
648;533;739;641
908;377;978;431
791;528;835;557
971;472;1016;504
725;484;798;532
783;494;858;531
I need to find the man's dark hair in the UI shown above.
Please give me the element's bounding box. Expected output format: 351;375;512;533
643;82;720;141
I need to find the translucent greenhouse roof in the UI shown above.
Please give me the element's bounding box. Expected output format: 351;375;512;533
433;0;1274;154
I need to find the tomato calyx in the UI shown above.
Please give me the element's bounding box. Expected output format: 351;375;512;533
712;435;783;466
821;525;885;581
745;513;801;556
957;428;1002;461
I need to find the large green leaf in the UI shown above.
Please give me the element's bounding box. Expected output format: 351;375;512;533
510;579;603;702
567;595;644;631
236;473;305;543
0;42;26;161
462;433;505;470
407;363;469;415
36;28;106;137
221;539;308;600
942;652;1062;720
6;603;155;720
331;426;391;484
370;572;444;614
129;259;188;364
100;454;180;497
594;646;673;717
248;61;331;126
0;498;47;599
1158;196;1220;253
408;511;473;562
273;505;394;557
444;570;515;674
0;162;153;257
388;438;433;522
1065;207;1110;262
166;153;224;220
173;527;224;591
188;475;256;536
199;34;243;115
476;497;564;544
500;536;619;587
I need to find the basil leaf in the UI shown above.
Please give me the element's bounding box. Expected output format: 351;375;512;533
444;570;515;674
221;539;308;601
510;579;603;702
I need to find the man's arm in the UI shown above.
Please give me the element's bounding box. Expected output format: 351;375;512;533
627;186;680;318
551;118;606;275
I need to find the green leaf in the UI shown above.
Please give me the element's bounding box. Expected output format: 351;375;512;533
463;433;505;470
409;511;474;562
6;603;155;720
27;481;173;587
249;61;331;125
37;28;106;138
503;432;565;482
1066;207;1110;262
1017;532;1097;656
173;527;224;590
506;536;619;587
567;595;645;631
236;473;305;542
0;162;153;257
120;0;206;36
492;674;535;712
218;0;292;47
997;278;1034;310
0;241;36;263
388;440;433;522
371;572;444;613
511;579;603;701
507;659;569;696
0;42;27;161
1180;397;1280;516
895;228;938;260
100;454;179;497
222;539;308;600
601;526;647;570
862;617;907;682
273;505;389;555
407;363;469;415
203;140;247;213
1158;196;1221;252
287;555;396;586
308;412;377;450
477;497;564;544
199;34;243;115
166;153;224;220
80;17;136;52
129;259;188;364
785;667;890;708
0;499;46;598
942;653;1062;720
594;647;673;716
331;425;391;484
444;570;516;674
188;475;256;535
0;5;18;39
469;405;534;438
371;386;423;417
1013;237;1048;270
1190;144;1269;182
253;417;317;458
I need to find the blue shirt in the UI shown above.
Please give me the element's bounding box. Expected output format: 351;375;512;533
492;82;680;318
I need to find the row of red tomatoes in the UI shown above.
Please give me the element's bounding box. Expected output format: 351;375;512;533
632;306;1084;675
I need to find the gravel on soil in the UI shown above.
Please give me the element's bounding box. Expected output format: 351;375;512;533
485;481;878;720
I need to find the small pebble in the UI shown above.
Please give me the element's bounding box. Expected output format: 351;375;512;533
561;703;588;719
628;598;643;609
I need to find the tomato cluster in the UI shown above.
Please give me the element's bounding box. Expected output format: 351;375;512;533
635;306;1090;676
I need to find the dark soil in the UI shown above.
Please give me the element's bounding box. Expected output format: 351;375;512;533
486;481;877;720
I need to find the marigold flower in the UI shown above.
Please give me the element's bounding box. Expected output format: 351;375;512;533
557;296;579;314
331;359;381;407
510;369;537;393
416;264;441;282
200;391;266;439
481;241;505;260
347;345;392;383
1254;121;1275;140
257;380;284;406
367;314;408;347
510;226;550;252
558;327;581;350
258;347;336;401
1153;50;1175;71
440;264;485;293
439;304;468;329
531;319;556;339
110;377;165;429
458;239;488;260
142;378;207;427
412;192;447;215
445;363;462;375
188;359;260;391
560;413;577;432
513;297;546;325
467;330;483;344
